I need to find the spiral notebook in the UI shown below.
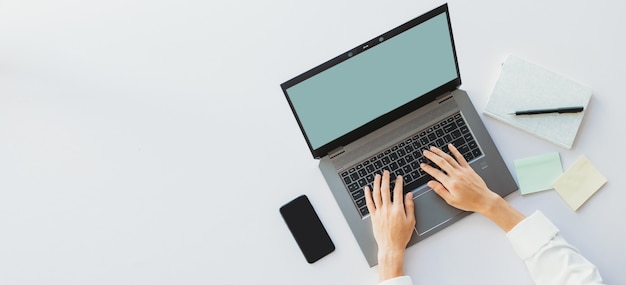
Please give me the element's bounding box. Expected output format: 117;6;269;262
484;55;592;149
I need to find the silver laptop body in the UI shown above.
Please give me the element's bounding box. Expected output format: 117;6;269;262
280;3;517;267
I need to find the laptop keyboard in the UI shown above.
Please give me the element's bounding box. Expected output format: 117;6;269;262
339;112;482;217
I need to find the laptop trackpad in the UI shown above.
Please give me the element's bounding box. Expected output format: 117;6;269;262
413;189;463;234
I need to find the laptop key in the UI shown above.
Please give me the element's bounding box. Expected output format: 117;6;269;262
389;162;399;171
343;176;351;185
460;125;470;134
428;133;437;141
441;144;450;154
443;122;457;133
412;141;421;149
468;140;477;149
356;197;366;208
352;189;364;200
403;165;412;174
390;153;398;161
389;172;397;182
405;153;414;162
359;207;369;216
348;183;360;192
374;160;383;169
405;144;414;153
435;138;445;148
381;156;390;164
451;130;461;139
350;172;359;181
458;144;470;155
404;173;413;183
451;138;464;149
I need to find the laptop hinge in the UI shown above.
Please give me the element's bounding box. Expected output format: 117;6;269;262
328;146;345;159
437;92;453;103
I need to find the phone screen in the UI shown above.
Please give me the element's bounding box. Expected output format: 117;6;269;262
280;195;335;263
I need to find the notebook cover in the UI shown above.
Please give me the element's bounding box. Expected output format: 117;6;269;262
484;55;592;149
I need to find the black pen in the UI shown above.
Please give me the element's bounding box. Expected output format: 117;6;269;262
511;106;584;115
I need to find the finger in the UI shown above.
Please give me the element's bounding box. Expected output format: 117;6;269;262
423;149;452;174
372;173;382;207
420;161;448;184
364;185;376;214
393;175;404;205
428;146;459;170
448;143;469;167
404;192;415;223
380;170;391;204
427;180;454;204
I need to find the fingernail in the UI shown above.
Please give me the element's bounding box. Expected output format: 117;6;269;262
407;192;413;199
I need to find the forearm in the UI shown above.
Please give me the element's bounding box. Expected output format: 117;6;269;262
378;250;405;282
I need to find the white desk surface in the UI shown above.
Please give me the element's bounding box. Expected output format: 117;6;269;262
1;1;624;284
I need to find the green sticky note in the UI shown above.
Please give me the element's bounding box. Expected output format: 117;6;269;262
553;156;607;211
514;152;563;195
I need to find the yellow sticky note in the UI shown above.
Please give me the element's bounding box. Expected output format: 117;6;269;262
552;156;607;211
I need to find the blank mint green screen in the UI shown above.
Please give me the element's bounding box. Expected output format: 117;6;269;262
287;13;457;150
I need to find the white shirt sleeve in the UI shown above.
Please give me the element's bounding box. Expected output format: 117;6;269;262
378;276;413;285
505;211;604;285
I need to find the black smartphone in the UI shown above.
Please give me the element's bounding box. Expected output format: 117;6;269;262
280;195;335;263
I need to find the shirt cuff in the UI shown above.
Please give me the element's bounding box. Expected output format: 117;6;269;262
505;210;559;260
379;275;413;285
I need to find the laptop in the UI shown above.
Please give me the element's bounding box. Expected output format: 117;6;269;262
280;3;517;267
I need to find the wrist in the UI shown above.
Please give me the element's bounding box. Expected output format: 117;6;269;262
378;249;405;282
480;195;525;232
477;192;504;216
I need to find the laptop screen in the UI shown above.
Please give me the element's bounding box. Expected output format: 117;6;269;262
283;7;459;157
